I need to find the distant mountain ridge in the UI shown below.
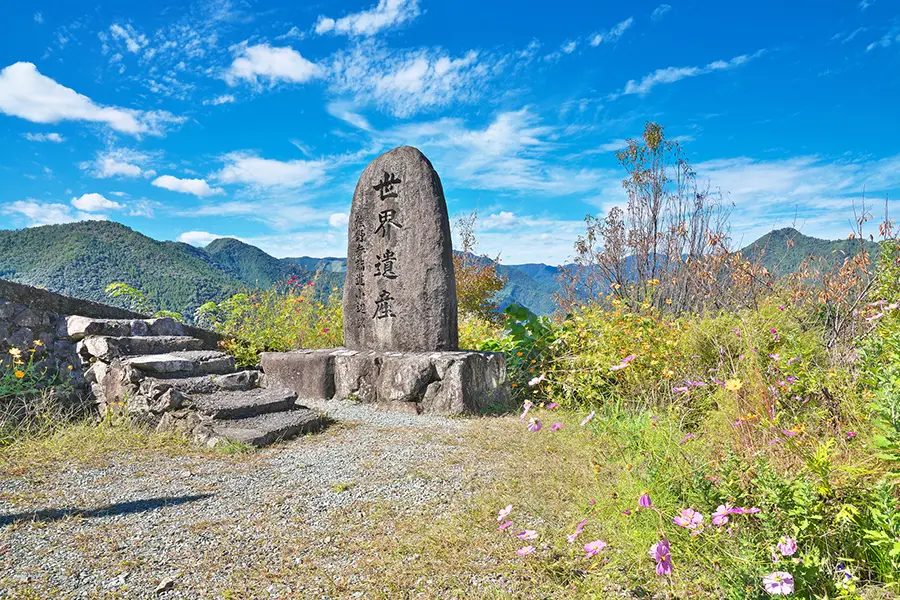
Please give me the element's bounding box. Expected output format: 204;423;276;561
0;222;875;321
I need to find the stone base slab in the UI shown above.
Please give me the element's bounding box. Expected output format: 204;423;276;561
260;348;509;415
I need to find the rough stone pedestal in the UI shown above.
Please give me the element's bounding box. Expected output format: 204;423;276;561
260;348;509;415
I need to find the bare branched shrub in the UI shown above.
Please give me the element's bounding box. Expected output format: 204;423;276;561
558;122;738;313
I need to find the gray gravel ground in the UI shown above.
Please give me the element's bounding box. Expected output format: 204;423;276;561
0;400;492;599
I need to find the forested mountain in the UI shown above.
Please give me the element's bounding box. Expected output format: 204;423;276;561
0;222;879;320
741;227;878;276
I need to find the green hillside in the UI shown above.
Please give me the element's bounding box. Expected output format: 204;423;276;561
0;221;879;322
740;227;878;276
0;221;245;318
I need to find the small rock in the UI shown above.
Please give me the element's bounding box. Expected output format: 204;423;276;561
155;577;175;595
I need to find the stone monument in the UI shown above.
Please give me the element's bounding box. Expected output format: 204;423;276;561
260;146;509;415
344;146;458;352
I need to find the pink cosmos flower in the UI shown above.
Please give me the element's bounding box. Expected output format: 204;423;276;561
580;411;595;427
638;492;652;508
584;540;607;558
673;386;690;394
680;433;695;444
520;401;533;420
576;518;587;531
517;530;537;540
610;354;636;371
730;506;761;515
649;538;672;576
497;505;512;522
547;402;559;409
712;504;731;526
622;509;632;515
527;418;542;432
769;353;781;361
846;431;857;439
528;374;546;386
498;520;513;531
777;537;797;557
673;508;703;529
550;422;563;432
567;531;580;543
762;571;794;595
516;546;535;557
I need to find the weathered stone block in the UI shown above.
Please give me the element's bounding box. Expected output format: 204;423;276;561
260;349;337;400
262;348;510;415
13;308;41;328
0;300;15;320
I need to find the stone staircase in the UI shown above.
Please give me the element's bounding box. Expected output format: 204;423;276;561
70;316;326;448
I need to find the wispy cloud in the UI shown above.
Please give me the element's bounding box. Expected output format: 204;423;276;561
831;27;867;43
328;41;494;118
612;50;764;98
650;4;672;22
23;132;64;143
79;148;159;179
386;109;615;196
590;17;634;46
177;231;232;246
867;27;900;51
315;0;420;37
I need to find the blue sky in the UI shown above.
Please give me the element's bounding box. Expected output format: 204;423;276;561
1;0;898;264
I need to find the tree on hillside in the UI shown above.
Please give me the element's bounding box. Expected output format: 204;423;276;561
558;121;745;313
453;210;507;325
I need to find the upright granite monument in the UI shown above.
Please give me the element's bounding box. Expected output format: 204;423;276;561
344;146;458;352
260;146;509;415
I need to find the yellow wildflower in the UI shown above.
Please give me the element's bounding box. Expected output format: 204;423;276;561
33;340;43;347
14;370;25;379
725;379;743;392
8;347;21;358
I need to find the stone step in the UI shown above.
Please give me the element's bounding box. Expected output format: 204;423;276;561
210;408;324;447
194;387;298;420
67;316;185;340
123;350;235;377
137;370;262;399
79;335;206;361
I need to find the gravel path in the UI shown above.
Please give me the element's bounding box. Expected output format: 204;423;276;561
0;401;495;599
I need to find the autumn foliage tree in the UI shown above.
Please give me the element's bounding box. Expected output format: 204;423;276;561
453;210;507;325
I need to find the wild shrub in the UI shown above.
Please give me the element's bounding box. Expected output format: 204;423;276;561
196;275;342;367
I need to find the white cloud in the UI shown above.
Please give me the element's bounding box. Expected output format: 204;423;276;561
0;62;182;135
651;4;672;21
867;27;900;51
225;43;323;87
590;17;634;46
80;148;157;179
215;152;326;188
34;12;43;24
177;231;230;246
128;199;158;218
328;41;492;117
329;213;350;228
203;94;236;106
326;101;373;131
615;50;764;98
481;211;520;230
23;132;64;143
561;41;577;54
276;26;305;41
315;0;420;37
152;175;224;197
387;109;614;196
109;23;148;53
832;27;867;43
596;138;629;152
71;193;123;212
3;200;106;226
859;0;875;9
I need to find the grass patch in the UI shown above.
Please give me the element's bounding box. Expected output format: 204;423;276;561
331;481;355;493
0;418;204;478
